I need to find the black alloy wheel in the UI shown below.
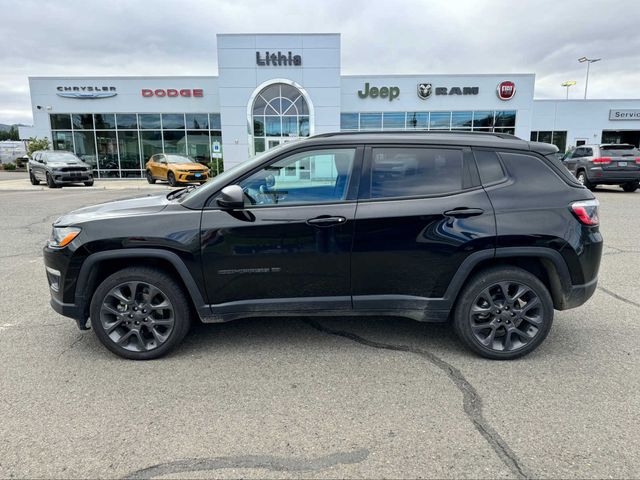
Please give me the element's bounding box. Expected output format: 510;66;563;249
90;267;191;360
46;172;60;188
167;171;177;187
453;267;553;360
146;170;156;184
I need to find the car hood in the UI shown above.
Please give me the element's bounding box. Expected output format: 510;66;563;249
54;194;169;226
48;161;90;168
171;163;208;170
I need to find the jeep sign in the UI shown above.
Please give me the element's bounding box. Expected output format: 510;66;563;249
358;83;400;101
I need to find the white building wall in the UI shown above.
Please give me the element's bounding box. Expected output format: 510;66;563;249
217;33;341;168
340;74;536;139
532;100;640;148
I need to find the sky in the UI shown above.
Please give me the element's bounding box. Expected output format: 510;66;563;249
1;0;639;125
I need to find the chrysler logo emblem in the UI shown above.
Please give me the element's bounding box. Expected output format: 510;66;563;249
417;83;432;100
497;81;516;101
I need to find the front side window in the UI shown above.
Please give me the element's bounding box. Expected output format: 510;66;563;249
238;148;356;206
370;147;464;199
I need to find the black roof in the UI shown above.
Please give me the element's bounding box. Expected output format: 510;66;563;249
306;131;558;155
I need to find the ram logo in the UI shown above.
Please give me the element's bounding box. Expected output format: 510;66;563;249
417;83;433;100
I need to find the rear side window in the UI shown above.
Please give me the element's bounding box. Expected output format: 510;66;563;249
370;147;463;198
473;150;506;185
601;146;640;157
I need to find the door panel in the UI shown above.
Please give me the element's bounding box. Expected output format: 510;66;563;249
351;145;496;311
200;203;356;310
200;146;362;312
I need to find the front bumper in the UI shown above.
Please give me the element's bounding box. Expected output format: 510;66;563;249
44;245;88;329
176;172;208;182
51;171;93;183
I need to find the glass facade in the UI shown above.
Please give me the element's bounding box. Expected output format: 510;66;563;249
530;130;567;153
341;110;517;135
251;83;310;155
49;113;222;178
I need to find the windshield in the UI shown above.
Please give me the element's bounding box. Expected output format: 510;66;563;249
177;143;294;203
166;155;195;164
601;145;640;157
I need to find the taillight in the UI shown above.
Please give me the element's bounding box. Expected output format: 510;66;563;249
571;199;599;226
592;157;612;164
635;157;640;164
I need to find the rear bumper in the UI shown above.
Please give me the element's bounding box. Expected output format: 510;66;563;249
562;276;598;310
588;168;640;184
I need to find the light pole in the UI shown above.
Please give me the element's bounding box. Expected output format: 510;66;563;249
561;80;577;99
578;57;601;99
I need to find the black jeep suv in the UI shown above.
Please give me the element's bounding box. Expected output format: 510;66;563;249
44;132;602;360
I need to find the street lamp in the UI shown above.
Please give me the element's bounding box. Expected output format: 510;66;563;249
578;57;601;99
561;80;577;99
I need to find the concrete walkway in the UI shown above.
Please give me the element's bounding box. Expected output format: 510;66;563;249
0;172;178;191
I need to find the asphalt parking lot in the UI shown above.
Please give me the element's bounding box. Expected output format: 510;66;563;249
1;181;639;479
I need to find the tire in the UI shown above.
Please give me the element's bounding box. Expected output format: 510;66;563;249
452;266;554;360
84;180;94;187
90;267;192;360
576;170;595;191
622;182;639;193
46;172;60;189
167;171;177;187
146;170;156;184
29;171;40;185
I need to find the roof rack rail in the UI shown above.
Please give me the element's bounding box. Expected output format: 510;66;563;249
311;130;521;140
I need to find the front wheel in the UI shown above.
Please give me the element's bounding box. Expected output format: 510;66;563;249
84;180;94;187
90;267;192;360
622;182;639;193
46;172;60;188
167;171;177;187
453;266;554;360
29;171;40;185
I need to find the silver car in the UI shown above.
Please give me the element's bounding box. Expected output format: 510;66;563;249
28;151;94;188
562;144;640;192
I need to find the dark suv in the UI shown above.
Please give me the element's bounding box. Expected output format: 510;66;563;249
29;150;94;188
562;144;640;191
43;132;602;360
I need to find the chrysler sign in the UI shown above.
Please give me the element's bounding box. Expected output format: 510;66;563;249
609;109;640;120
56;86;117;99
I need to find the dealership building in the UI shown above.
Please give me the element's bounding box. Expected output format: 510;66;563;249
19;33;640;178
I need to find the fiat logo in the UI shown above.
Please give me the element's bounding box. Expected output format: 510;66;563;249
497;81;516;101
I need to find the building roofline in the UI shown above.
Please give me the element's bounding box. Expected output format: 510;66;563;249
217;33;340;36
28;75;218;80
533;98;640;102
341;73;535;78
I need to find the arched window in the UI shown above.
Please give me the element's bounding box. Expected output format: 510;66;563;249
251;82;310;154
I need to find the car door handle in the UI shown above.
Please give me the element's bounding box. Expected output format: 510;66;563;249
306;216;347;227
443;208;485;218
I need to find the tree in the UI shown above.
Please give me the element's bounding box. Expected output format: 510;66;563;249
0;126;20;141
26;137;51;158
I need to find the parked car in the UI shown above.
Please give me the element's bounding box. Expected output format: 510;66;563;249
145;154;209;186
28;151;94;188
44;131;602;360
562;144;640;191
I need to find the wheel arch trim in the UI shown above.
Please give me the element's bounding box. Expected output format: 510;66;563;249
75;249;209;319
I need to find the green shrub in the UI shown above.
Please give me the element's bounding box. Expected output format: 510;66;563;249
207;159;224;177
4;163;16;171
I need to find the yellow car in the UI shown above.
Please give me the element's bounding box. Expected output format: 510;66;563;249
145;154;209;186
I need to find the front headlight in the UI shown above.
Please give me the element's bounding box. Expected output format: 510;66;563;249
48;226;81;249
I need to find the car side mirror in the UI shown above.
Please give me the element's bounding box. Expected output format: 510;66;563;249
217;185;245;209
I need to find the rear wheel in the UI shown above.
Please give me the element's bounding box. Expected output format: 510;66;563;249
146;170;156;184
577;170;595;190
29;171;40;185
453;266;554;360
167;171;177;187
622;182;639;192
90;267;192;360
84;180;94;187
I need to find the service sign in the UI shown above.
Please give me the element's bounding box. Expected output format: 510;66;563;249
609;109;640;120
